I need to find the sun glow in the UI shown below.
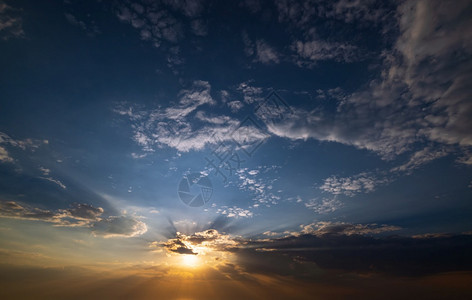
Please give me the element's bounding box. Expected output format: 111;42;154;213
181;254;199;267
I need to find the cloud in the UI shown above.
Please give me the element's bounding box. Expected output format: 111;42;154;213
39;177;67;189
391;146;450;173
154;223;472;278
242;31;254;56
291;39;360;66
227;100;244;112
115;2;182;47
64;13;100;37
67;203;104;220
237;229;472;278
0;131;47;151
298;221;401;236
265;0;472;166
0;146;13;163
0;1;24;40
304;197;343;214
237;81;264;104
190;19;207;36
242;33;280;65
116;81;269;153
216;206;253;218
235;166;281;206
91;215;147;238
114;0;206;49
0;201;101;226
320;172;389;197
0;201;146;238
160;229;238;255
275;0;393;28
254;40;280;64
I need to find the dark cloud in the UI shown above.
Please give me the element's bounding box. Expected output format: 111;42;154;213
0;201;146;238
91;215;147;238
159;229;238;255
66;203;104;220
162;237;197;255
157;222;472;278
235;232;472;278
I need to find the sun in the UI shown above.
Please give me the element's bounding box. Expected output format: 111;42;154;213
181;254;199;267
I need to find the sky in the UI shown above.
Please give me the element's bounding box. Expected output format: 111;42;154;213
1;0;472;299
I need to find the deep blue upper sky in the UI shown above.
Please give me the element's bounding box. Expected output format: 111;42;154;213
1;0;472;243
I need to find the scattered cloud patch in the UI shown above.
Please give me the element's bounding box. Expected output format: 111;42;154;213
320;173;388;197
304;197;343;214
292;40;360;66
254;40;280;64
216;206;253;218
0;1;24;40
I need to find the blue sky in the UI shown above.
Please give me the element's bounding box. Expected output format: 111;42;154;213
1;0;472;299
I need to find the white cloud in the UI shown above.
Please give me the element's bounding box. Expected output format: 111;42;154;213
116;81;269;153
237;81;263;104
216;206;253;218
320;173;389;197
39;177;67;189
305;197;343;214
227;100;244;113
265;0;472;165
235;166;280;206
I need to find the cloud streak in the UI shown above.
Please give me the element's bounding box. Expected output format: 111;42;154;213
0;201;146;238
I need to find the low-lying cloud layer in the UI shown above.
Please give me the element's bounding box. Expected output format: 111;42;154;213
158;223;472;278
0;201;147;238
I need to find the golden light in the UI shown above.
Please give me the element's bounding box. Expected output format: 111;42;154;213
181;254;199;267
